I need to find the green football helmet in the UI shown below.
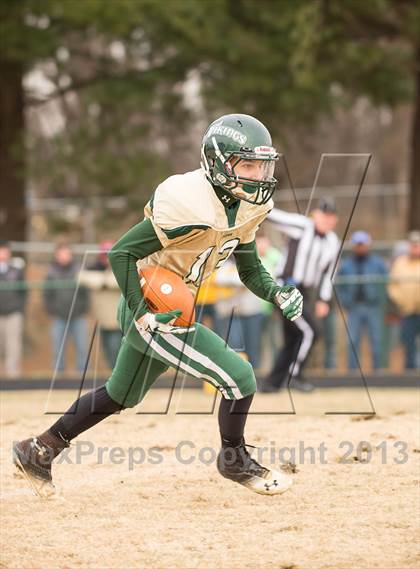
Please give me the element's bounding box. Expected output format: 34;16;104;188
200;113;279;205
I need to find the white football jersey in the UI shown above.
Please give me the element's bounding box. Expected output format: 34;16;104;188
138;169;272;294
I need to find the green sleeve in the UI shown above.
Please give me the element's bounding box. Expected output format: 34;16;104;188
108;218;163;318
234;240;282;304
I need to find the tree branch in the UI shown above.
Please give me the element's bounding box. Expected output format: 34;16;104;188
24;64;175;107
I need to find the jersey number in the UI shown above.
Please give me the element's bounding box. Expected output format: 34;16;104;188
185;238;240;286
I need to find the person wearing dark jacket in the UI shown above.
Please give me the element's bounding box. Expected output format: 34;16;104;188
0;240;26;377
43;244;90;373
337;231;388;370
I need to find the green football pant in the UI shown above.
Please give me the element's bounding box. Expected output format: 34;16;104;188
105;301;256;407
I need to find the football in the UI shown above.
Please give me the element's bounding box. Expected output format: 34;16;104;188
139;265;196;327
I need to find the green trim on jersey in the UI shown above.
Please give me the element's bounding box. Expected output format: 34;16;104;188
213;186;241;227
213;185;238;208
224;200;240;228
162;224;210;239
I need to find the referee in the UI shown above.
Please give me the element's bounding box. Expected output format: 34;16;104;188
261;197;339;392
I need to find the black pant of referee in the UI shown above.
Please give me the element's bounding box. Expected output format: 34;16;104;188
262;290;319;392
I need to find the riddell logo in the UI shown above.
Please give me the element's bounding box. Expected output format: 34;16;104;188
207;122;247;145
254;146;275;155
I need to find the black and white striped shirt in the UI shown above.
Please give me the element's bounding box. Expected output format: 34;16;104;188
268;209;340;302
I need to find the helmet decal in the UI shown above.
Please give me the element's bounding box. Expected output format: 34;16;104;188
211;136;226;164
207;123;247;145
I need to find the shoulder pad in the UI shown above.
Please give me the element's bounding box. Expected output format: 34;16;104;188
152;169;216;230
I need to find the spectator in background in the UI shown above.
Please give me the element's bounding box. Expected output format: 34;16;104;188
43;244;90;374
0;241;26;377
338;231;388;370
79;241;122;368
388;230;420;370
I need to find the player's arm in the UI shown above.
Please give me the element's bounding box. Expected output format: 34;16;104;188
234;240;282;302
234;240;303;321
316;238;340;318
318;237;340;301
267;208;307;239
108;218;163;318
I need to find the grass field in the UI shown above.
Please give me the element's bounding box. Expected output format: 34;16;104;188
1;387;419;569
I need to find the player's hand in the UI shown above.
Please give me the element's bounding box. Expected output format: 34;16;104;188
134;309;192;335
275;285;303;321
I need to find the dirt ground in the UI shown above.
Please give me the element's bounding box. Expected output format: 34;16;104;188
1;387;419;569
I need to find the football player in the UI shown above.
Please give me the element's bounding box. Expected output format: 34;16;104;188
14;114;303;496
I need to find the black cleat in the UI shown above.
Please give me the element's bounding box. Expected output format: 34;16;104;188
217;440;292;495
13;433;69;497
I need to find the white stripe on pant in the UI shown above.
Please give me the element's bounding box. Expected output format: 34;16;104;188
288;315;315;377
140;330;231;398
140;329;242;399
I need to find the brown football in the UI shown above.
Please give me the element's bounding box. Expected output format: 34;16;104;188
139;266;196;327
